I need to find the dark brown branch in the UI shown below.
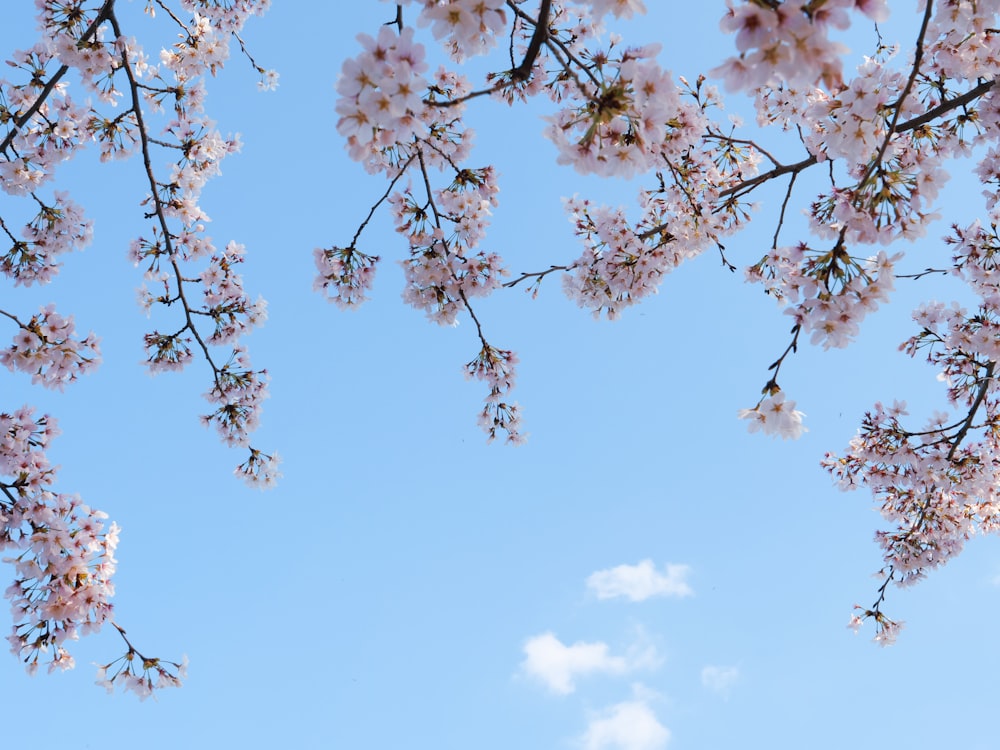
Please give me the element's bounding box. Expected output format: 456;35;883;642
503;263;573;289
857;0;934;190
510;0;551;81
772;171;798;249
719;155;817;200
946;360;996;461
898;79;996;134
762;323;802;395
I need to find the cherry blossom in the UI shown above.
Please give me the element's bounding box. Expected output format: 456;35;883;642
738;391;807;440
1;305;100;389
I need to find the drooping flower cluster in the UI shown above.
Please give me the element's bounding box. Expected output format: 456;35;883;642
200;345;270;449
332;19;521;439
393;168;505;326
93;623;188;700
0;192;92;285
114;3;277;481
313;246;381;309
464;344;525;444
738;391;808;440
199;241;269;345
747;245;900;350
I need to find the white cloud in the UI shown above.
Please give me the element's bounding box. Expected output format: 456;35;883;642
521;632;651;694
580;699;671;750
586;560;693;602
701;665;740;696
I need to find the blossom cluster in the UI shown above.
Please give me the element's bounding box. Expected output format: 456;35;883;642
0;406;182;692
464;344;525;445
1;304;101;390
199;241;269;345
737;391;807;440
712;0;890;93
201;345;270;449
313;245;381;309
4;487;118;676
390;166;519;441
336;26;431;167
114;2;277;484
396;0;509;61
332;17;521;438
393;170;506;327
747;245;900;350
95;647;188;701
544;44;703;179
0;192;92;286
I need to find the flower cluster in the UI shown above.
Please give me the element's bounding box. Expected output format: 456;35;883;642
545;44;703;179
4;489;118;675
712;0;890;93
200;241;268;345
1;304;101;389
233;446;282;490
313;245;380;309
748;245;900;350
94;623;187;700
404;0;509;61
561;198;682;320
581;0;647;20
464;344;525;444
737;391;807;440
0;192;93;286
201;346;270;449
393;167;506;326
336;26;430;166
1;407;179;689
0;38;101;192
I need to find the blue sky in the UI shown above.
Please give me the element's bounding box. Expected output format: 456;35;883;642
3;2;1000;749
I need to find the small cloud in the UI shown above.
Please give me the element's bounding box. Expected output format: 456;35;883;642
701;665;740;697
521;632;656;695
580;699;671;750
622;626;663;673
587;560;693;602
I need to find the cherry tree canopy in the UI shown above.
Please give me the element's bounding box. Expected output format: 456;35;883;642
3;2;1000;737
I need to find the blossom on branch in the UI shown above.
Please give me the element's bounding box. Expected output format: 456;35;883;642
738;391;807;440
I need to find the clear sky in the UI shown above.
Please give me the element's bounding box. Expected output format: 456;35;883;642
3;3;1000;749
